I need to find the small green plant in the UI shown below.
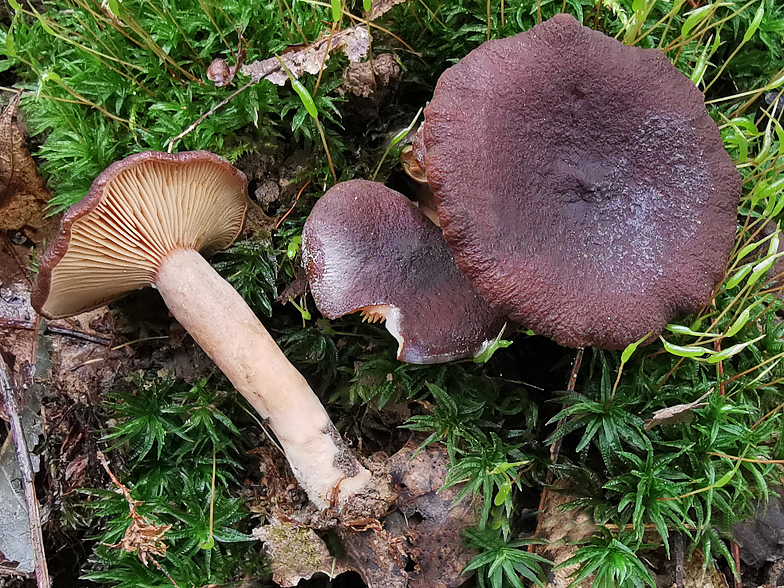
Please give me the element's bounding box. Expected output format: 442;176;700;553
6;0;784;585
463;527;550;588
557;528;655;588
84;374;263;586
545;351;652;471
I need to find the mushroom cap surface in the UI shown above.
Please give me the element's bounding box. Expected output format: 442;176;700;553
422;13;741;350
33;151;248;319
302;179;506;364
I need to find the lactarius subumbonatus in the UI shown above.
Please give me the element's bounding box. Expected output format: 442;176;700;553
31;151;382;510
413;14;742;349
302;179;506;364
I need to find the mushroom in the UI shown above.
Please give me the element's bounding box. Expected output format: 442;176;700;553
414;13;741;350
302;179;506;364
31;151;381;509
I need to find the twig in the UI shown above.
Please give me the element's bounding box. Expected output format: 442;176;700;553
731;541;742;588
545;347;584;467
47;326;112;346
0;318;112;346
0;356;51;588
531;347;585;544
0;318;35;330
674;532;685;588
275;180;311;229
69;336;169;371
708;452;784;464
166;79;255;152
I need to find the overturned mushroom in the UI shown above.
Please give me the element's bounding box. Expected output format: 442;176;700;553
416;13;741;350
32;151;383;510
302;179;506;364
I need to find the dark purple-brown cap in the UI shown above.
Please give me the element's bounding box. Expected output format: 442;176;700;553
421;13;741;350
32;151;248;319
302;179;506;364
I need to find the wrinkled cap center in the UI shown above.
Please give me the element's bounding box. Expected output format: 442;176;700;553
554;159;615;205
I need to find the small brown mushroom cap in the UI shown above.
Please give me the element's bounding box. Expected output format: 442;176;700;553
32;151;248;319
421;13;741;350
302;179;506;364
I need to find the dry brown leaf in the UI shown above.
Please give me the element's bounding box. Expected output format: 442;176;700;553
241;25;370;86
340;53;403;99
98;453;173;567
0;94;50;230
368;0;411;20
644;390;712;430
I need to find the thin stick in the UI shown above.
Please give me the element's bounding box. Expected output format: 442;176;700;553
531;347;585;545
486;0;491;40
313;20;337;97
549;347;584;465
47;326;112;346
316;118;337;184
281;0;309;44
708;452;784;464
0;356;51;588
0;319;112;346
166;79;255;152
304;0;422;57
276;0;295;43
68;336;170;370
674;532;685;588
731;542;742;588
275;180;311;229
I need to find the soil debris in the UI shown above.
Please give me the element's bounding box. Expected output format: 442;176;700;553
340;53;403;100
254;439;478;588
377;440;479;588
651;548;729;587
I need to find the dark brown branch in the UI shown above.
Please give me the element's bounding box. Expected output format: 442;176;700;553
0;318;112;346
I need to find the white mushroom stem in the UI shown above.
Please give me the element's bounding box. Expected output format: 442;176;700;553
155;248;374;509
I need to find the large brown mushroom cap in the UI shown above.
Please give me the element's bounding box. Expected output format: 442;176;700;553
33;151;248;319
302;180;506;364
422;13;741;350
